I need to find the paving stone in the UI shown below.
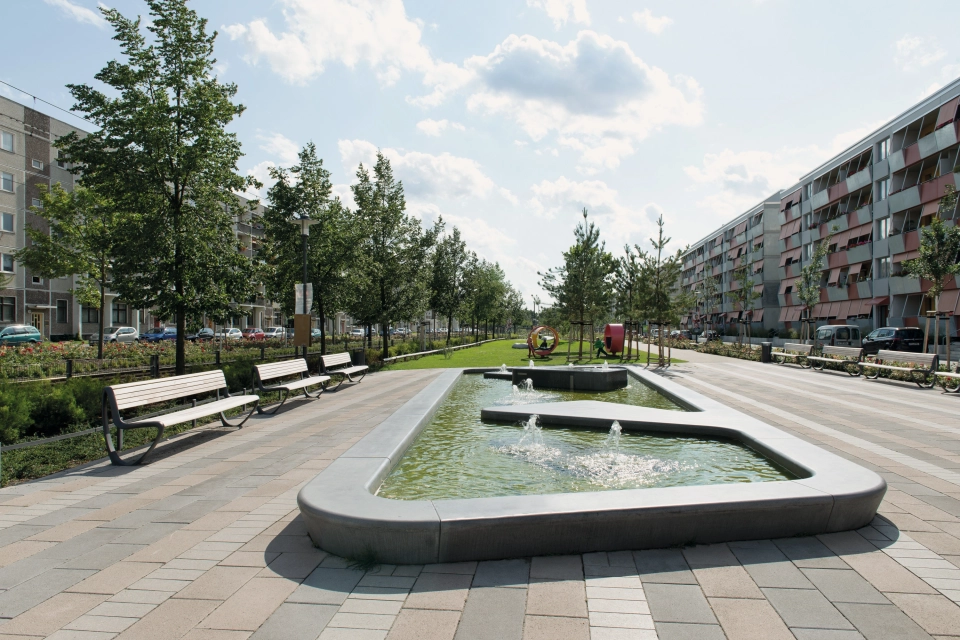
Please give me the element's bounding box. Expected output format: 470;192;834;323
404;571;473;611
0;592;108;637
317;629;387;640
339;599;403;615
258;552;324;580
471;559;529;588
588;598;649;614
525;580;587;618
710;597;793;640
587;628;658;640
522;614;589;640
801;569;890;605
642;583;716;624
386;609;460;640
250;602;337;640
173;566;260;601
200;577;299;631
0;568;96;618
886;593;960;636
588;611;655;629
790;630;866;639
421;562;477;575
327;612;395;630
633;550;696;584
728;541;814;589
289;567;366;605
529;555;582;580
761;588;854;630
835;602;934;640
67;562;161;596
654;622;727;640
454;587;526;640
115;597;219;640
773;538;849;570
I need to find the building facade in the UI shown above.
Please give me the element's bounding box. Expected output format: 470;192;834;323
682;79;960;340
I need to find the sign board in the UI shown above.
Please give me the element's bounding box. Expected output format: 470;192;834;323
293;314;312;347
294;283;313;315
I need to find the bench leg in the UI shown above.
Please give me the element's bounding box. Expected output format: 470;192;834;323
103;422;165;466
942;379;960;393
846;363;861;377
220;401;258;428
256;389;290;415
799;358;811;369
862;367;880;380
914;371;935;389
302;384;324;399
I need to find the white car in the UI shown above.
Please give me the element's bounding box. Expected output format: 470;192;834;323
349;328;364;337
217;328;243;340
263;327;286;339
89;326;139;345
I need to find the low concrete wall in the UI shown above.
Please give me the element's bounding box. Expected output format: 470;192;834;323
297;367;886;564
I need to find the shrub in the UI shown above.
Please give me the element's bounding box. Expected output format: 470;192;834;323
0;387;32;443
29;386;88;438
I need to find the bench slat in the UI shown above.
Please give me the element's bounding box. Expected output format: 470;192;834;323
269;375;331;392
321;352;352;367
127;395;258;428
110;371;228;410
871;350;938;367
255;360;308;378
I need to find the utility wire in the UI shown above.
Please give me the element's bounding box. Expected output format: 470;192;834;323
0;80;95;128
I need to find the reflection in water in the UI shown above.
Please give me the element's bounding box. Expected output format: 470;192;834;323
377;375;793;501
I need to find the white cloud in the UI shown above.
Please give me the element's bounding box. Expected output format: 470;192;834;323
682;120;884;219
528;176;666;249
43;0;106;28
632;9;673;35
527;0;590;28
224;0;470;107
243;132;301;198
895;35;946;71
415;119;466;136
465;31;703;172
338;139;516;204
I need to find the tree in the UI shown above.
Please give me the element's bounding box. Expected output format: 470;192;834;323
56;0;257;374
539;209;616;359
613;245;647;321
463;258;508;340
15;184;121;358
349;152;437;359
259;143;359;353
726;265;763;348
903;187;960;357
429;220;470;345
636;215;689;364
795;228;834;344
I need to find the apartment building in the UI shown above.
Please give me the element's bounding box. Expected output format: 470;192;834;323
682;79;960;339
0;94;280;339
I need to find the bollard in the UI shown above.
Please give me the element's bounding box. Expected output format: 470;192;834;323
760;342;773;363
65;359;73;379
215;350;221;366
150;355;160;378
260;346;265;360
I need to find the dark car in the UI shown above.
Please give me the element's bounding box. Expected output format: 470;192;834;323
142;326;177;343
861;327;925;355
187;328;215;342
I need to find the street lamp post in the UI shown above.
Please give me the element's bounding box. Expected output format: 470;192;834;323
292;216;318;359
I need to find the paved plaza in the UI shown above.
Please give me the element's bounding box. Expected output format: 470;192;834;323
0;358;958;639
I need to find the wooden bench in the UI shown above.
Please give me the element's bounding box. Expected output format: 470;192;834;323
934;366;960;393
771;343;813;368
253;359;331;414
102;370;259;466
320;352;369;389
807;345;863;376
860;350;939;389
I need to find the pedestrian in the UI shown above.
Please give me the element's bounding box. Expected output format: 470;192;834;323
595;337;609;358
527;334;535;357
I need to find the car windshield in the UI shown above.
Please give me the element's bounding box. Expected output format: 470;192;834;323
146;328;163;334
104;327;122;333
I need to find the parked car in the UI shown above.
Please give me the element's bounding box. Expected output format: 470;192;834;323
349;328;364;337
263;327;286;339
702;330;721;342
0;324;42;346
242;327;265;341
861;326;924;355
311;328;322;339
142;326;177;343
814;324;861;347
391;328;408;336
187;328;215;342
670;330;692;340
89;326;139;345
217;328;243;341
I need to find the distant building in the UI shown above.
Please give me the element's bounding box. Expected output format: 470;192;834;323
681;79;960;338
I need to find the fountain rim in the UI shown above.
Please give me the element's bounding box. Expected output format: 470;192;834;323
297;366;886;564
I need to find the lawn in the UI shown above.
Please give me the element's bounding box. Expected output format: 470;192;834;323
383;338;684;370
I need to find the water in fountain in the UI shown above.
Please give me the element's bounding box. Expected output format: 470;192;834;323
517;414;544;448
522;378;533;391
529;359;535;368
499;364;508;373
603;421;622;454
602;360;609;371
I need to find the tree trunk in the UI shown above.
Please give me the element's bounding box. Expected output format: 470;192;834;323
381;317;389;360
446;317;452;346
176;302;186;376
97;273;105;360
318;300;327;356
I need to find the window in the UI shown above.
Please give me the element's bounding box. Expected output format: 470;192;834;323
877;218;889;240
0;254;12;272
56;299;67;323
805;184;812;199
56;151;65;169
878;138;889;161
31;276;41;285
0;132;12;153
877;257;891;279
31;198;42;209
0;297;14;322
876;179;889;201
1;213;12;233
112;303;128;325
31;159;43;170
81;306;99;324
0;172;12;192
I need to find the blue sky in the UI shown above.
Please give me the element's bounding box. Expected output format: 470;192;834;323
6;0;960;300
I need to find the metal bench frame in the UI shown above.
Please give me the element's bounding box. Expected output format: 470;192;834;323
807;346;863;376
860;350;940;389
321;352;369;390
772;343;813;368
934;368;960;393
101;370;258;466
253;359;330;414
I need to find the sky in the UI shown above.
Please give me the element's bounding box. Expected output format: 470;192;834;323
5;0;960;303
